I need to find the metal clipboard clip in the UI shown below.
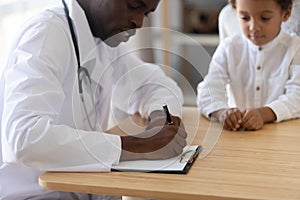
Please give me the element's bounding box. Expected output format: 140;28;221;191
179;148;200;164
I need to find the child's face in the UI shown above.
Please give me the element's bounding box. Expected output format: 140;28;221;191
235;0;291;46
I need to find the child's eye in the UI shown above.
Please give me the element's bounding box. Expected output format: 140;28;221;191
261;17;271;21
240;16;250;21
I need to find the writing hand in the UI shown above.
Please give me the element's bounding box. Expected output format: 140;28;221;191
120;124;187;161
146;110;182;130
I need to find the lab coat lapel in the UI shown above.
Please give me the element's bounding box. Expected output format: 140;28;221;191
67;0;113;88
83;52;113;131
66;0;113;130
91;46;113;131
67;0;96;70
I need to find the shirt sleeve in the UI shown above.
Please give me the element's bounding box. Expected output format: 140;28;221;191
197;41;230;118
266;41;300;122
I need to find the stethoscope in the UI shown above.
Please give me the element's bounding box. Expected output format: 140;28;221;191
62;0;96;130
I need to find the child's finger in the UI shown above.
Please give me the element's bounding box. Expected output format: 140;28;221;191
224;119;235;130
229;109;242;129
234;109;243;124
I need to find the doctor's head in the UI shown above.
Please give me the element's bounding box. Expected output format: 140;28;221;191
229;0;292;46
77;0;160;47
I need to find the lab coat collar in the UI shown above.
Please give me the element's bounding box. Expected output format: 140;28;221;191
64;0;113;84
65;0;95;65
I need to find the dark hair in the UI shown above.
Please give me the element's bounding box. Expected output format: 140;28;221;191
229;0;292;11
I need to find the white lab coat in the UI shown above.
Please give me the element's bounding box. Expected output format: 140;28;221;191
197;30;300;122
0;0;183;199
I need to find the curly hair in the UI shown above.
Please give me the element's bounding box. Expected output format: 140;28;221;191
229;0;292;11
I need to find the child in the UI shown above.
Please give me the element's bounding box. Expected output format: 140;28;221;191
197;0;300;131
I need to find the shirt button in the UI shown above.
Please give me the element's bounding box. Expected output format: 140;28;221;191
257;66;261;70
256;86;260;91
259;47;263;51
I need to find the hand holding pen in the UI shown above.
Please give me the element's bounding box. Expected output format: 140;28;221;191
146;104;181;130
121;104;187;160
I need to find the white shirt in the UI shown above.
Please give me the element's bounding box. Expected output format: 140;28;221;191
197;30;300;122
0;0;183;199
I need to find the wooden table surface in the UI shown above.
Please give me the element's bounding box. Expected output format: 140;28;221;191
39;107;300;200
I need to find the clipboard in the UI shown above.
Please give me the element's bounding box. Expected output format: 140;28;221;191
112;145;202;174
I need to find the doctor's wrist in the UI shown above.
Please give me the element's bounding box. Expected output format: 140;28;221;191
148;110;165;121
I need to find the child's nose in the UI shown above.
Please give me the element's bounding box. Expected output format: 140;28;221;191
249;20;261;32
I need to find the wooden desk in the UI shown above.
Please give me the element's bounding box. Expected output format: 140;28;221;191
39;107;300;200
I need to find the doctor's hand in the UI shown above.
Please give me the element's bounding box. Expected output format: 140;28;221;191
146;110;182;130
120;124;187;161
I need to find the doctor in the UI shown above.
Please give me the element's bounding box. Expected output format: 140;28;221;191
0;0;187;199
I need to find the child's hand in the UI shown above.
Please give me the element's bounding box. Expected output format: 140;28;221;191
241;108;264;130
212;108;243;131
212;107;276;131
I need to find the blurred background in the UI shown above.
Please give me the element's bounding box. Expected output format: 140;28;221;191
0;0;59;72
0;0;228;106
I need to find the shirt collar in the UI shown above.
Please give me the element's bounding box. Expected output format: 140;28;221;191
246;29;285;53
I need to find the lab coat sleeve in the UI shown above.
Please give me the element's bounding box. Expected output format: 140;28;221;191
197;41;230;119
2;15;121;171
111;50;184;119
266;41;300;122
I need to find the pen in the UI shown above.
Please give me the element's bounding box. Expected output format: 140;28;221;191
163;104;174;125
